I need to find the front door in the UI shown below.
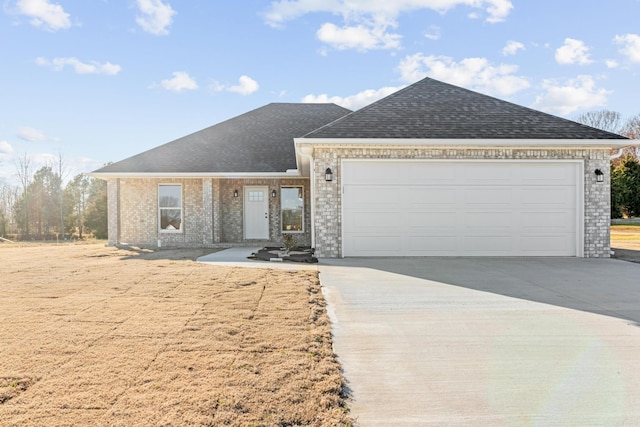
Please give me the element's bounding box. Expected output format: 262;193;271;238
244;186;269;239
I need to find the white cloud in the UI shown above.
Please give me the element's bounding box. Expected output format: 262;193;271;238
606;59;619;69
228;75;259;95
555;38;593;65
396;53;530;96
302;85;404;110
135;0;176;35
265;0;513;26
211;75;260;96
17;127;48;142
265;0;512;51
0;141;14;154
36;57;122;75
502;40;525;56
15;0;71;31
532;75;610;116
424;26;440;41
316;22;401;51
160;71;198;92
614;33;640;63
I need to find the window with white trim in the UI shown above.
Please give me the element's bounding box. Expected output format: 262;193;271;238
281;186;303;232
159;184;182;232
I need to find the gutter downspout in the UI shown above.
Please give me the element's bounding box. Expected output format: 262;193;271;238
610;147;625;160
298;149;316;250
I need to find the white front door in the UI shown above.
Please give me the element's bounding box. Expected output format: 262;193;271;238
244;186;269;239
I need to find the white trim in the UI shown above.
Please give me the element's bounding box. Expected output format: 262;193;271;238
295;137;633;148
90;171;304;179
243;185;269;240
158;183;183;234
576;161;585;258
297;150;316;248
280;185;305;234
340;159;585;258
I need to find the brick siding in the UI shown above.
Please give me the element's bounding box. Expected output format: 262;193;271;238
312;146;612;258
107;177;310;248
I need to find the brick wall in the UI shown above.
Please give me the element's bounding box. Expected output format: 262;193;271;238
311;146;612;258
107;177;310;248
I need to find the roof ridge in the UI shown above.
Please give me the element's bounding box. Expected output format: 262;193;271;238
303;76;629;140
429;78;629;139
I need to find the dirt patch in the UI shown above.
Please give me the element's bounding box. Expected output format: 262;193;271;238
0;244;352;426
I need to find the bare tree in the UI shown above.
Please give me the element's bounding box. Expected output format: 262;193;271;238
0;180;17;237
49;151;68;238
622;114;640;158
14;153;33;238
574;110;625;135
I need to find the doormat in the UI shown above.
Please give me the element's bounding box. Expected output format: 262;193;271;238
248;247;318;263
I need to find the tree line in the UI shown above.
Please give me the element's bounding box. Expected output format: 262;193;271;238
575;110;639;218
0;154;107;241
0;110;637;240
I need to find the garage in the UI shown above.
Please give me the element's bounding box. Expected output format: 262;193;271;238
342;160;583;257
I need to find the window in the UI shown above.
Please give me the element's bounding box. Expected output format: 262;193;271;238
281;186;303;232
159;184;182;232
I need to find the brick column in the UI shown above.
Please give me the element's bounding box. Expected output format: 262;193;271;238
314;154;341;257
202;178;213;245
107;178;120;245
212;179;221;243
584;154;611;257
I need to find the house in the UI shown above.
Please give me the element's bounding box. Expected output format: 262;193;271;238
92;77;631;258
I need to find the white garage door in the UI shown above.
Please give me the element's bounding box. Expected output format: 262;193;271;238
342;160;582;257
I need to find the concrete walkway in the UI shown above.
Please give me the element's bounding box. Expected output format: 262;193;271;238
197;247;318;271
199;250;640;425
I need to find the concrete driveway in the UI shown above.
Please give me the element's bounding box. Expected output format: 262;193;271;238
319;257;640;426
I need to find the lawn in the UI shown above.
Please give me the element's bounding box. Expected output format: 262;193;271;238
611;223;640;262
0;244;352;426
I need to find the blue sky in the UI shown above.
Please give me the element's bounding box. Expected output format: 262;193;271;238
1;0;639;183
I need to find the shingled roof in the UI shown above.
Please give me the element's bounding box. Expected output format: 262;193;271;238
302;77;628;140
94;103;351;174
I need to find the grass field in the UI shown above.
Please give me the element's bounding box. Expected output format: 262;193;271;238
0;244;352;426
610;223;640;263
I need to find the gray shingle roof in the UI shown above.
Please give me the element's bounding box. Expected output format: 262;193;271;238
303;77;628;140
94;103;351;174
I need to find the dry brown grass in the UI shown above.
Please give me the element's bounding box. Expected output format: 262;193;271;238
611;224;640;263
0;244;352;426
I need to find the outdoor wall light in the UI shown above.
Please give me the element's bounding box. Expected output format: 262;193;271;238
271;189;277;198
325;167;333;182
233;189;239;198
595;169;604;183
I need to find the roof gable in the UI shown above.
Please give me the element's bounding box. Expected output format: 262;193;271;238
94;103;351;174
303;78;628;140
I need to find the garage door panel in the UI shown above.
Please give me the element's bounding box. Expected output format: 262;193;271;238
407;187;456;204
464;212;514;228
520;235;575;255
347;235;402;254
346;211;400;231
408;163;458;183
463;164;514;183
342;161;581;257
464;188;513;205
520;211;575;228
521;188;575;206
406;235;458;252
349;186;402;205
520;164;577;185
463;235;513;252
407;212;458;227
